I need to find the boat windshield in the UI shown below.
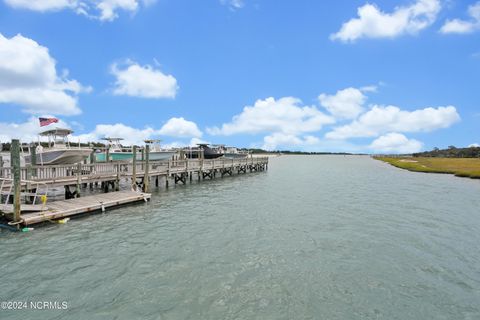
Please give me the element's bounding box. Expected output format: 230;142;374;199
103;138;124;152
39;128;73;149
144;139;160;152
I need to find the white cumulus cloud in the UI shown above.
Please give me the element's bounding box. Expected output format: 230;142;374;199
0;118;202;147
110;61;178;99
162;138;210;149
207;97;334;136
74;123;156;145
326;105;460;139
262;133;319;151
440;2;480;34
369;132;423;154
158;117;202;138
75;118;201;145
207;97;334;150
4;0;155;21
331;0;441;42
0;116;71;143
4;0;78;11
318;87;368;119
0;33;90;116
468;143;480;147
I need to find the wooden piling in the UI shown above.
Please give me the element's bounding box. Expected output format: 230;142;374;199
11;139;21;224
30;143;37;179
90;149;96;164
143;145;150;193
115;163;120;191
132;145;137;190
76;162;82;197
30;142;37;167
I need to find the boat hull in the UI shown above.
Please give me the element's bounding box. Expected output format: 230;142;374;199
96;151;176;162
25;149;92;165
185;152;224;159
204;154;224;159
96;152;133;162
147;151;176;161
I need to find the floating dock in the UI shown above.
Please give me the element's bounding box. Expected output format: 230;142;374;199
17;190;151;225
0;140;269;227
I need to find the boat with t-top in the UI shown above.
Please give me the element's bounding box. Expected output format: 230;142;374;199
223;146;249;159
24;128;92;165
96;138;176;162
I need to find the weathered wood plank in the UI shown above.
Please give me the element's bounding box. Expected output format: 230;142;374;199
1;204;48;213
19;191;151;225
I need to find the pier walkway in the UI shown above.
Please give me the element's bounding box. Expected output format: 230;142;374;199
0;156;268;227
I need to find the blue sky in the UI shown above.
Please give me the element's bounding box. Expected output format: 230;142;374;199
0;0;479;153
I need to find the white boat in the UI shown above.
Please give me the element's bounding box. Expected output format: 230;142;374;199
223;146;249;159
96;138;176;162
144;139;176;161
96;138;130;162
25;128;92;165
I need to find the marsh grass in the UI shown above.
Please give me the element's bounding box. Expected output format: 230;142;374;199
375;157;480;179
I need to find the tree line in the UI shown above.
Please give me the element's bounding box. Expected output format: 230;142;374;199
413;146;480;158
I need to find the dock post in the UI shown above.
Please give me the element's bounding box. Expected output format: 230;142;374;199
199;157;203;180
115;163;120;191
166;160;170;188
132;145;137;190
11;139;21;225
76;162;82;197
143;145;150;193
106;147;110;162
30;142;37;177
25;164;32;203
90;149;96;164
89;148;96;190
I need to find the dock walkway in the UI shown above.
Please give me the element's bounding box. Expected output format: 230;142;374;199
8;190;150;225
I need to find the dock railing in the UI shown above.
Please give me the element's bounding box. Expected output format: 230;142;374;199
0;157;269;186
1;178;49;212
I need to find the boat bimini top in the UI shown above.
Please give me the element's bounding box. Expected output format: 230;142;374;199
38;128;74;149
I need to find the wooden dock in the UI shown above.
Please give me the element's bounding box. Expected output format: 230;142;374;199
15;190;151;225
0;140;268;227
0;157;268;189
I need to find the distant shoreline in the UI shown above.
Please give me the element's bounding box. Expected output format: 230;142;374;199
250;152;366;156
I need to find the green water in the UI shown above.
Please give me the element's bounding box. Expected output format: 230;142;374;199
1;156;480;319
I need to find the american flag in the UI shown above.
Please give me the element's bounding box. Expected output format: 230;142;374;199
39;117;59;127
